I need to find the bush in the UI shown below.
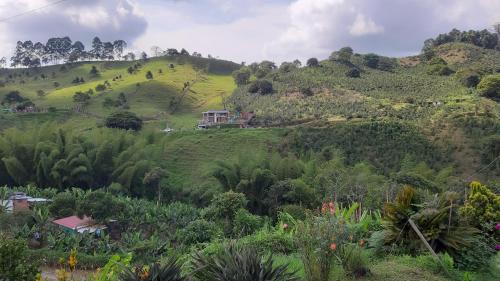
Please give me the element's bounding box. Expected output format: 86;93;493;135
363;53;379;68
191;243;299;281
456;69;480;88
460;181;500;233
95;84;107;91
477;74;500;100
240;228;296;255
232;209;263;237
105;111;143;131
339;244;370;278
49;192;77;218
178;219;220;245
345;68;360;78
146;71;154;80
0;237;39;280
248;80;274;95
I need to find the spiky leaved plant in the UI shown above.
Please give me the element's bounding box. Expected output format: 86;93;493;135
191;243;299;281
119;257;185;281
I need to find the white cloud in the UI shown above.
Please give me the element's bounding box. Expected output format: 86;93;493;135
349;14;384;36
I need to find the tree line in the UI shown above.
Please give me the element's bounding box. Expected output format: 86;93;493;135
423;27;500;51
8;36;129;68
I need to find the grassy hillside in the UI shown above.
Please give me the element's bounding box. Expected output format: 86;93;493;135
0;56;239;129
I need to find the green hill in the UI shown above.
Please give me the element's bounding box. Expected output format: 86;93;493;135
0;55;239;129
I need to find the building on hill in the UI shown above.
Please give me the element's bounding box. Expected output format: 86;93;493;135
52;215;108;235
198;110;255;129
0;192;50;213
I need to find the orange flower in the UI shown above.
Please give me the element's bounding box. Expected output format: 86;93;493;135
321;203;327;215
329;243;337;251
328;202;335;215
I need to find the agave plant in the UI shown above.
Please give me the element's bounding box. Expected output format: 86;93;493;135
119;257;185;281
382;186;479;255
191;243;299;281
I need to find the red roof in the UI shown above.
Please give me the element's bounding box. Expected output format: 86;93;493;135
52;215;92;229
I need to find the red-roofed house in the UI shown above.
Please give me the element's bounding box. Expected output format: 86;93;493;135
52;216;106;234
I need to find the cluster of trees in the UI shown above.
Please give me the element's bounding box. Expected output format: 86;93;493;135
0;91;34;110
0;125;162;196
423;28;500;51
9;36;128;68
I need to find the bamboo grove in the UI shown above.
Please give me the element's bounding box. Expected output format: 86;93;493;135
0;123;166;197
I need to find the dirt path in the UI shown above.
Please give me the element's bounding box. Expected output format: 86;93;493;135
41;267;94;281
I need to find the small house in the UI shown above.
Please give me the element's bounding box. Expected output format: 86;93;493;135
52;215;107;234
0;192;50;213
199;110;229;128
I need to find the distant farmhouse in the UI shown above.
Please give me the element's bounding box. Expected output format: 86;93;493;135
198;110;254;129
0;192;50;213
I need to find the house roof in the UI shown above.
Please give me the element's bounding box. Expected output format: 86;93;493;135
53;215;92;230
203;110;229;114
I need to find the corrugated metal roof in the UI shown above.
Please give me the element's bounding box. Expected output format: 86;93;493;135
53;216;92;230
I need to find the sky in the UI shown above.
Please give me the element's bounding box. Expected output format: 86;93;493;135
0;0;499;63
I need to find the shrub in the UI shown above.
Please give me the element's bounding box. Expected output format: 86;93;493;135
119;258;185;281
295;214;351;281
232;208;263;237
248;80;273;95
338;244;370;278
477;74;500;100
240;228;296;255
145;71;154;80
456;69;480;88
105;111;143;131
363;53;379;68
178;219;220;245
191;243;299;281
95;84;107;91
460;181;500;233
345;68;360;78
49;192;77;218
0;237;39;280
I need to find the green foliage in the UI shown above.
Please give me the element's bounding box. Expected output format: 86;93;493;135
94;254;132;281
232;208;263;237
345;67;360;78
178;219;220;245
460;181;500;232
382;186;479;256
145;70;154;80
295;214;351;281
119;258;185;281
191;243;299;281
248;79;274;95
338;244;370;277
232;67;251;86
49;191;77;218
77;190;126;222
477;74;500;100
306;58;319;67
105;111;143;131
363;53;380;68
73;91;91;104
0;236;39;281
456;69;481;88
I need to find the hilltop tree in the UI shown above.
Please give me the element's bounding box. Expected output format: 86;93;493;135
306;58;319;67
150;46;163;57
331;46;353;62
91;37;103;59
113;40;127;59
232;67;251;86
0;57;6;68
141;52;148;61
180;48;190;56
1;91;25;105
